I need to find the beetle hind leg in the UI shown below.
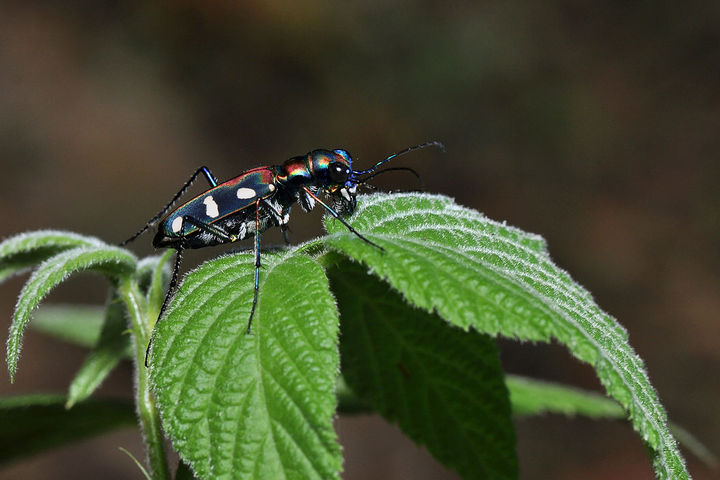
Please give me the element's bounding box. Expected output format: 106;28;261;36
120;166;219;247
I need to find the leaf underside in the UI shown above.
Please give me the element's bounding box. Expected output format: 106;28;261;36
329;259;517;480
324;192;689;480
150;250;342;480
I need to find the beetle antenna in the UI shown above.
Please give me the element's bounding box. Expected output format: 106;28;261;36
358;167;424;191
352;141;445;176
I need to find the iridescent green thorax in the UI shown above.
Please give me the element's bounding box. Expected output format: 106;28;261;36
277;150;352;192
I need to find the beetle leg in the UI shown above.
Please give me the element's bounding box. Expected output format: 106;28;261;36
302;187;384;251
145;241;186;367
121;166;219;246
261;198;291;245
280;223;291;245
280;206;292;245
247;199;262;334
181;216;237;243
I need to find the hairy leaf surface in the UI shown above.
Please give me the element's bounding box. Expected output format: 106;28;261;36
325;192;688;480
151;250;342;480
6;246;136;381
0;231;104;284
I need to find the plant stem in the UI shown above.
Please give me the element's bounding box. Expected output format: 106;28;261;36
118;277;170;480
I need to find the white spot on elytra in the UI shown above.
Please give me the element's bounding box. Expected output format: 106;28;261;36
237;187;256;199
268;184;276;192
171;216;183;233
204;196;219;218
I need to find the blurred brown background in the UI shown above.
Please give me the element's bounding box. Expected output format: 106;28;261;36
1;1;718;479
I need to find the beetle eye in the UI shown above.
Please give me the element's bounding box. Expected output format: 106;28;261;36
328;162;349;183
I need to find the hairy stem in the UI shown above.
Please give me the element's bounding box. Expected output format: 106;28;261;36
118;277;170;480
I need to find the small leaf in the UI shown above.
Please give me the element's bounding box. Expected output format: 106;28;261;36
31;304;106;349
151;250;342;480
0;394;135;464
506;375;718;467
144;252;173;318
0;230;104;284
135;253;172;304
329;259;516;480
6;246;137;381
67;292;131;408
506;374;624;418
325;193;689;480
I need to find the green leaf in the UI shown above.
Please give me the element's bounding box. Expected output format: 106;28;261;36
328;259;517;480
66;292;132;408
324;192;689;480
151;250;342;480
505;375;718;468
0;394;135;464
144;252;173;319
506;374;624;418
30;304;106;349
135;253;172;307
0;230;104;284
6;246;137;381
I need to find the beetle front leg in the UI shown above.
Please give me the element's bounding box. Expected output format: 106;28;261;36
279;206;291;245
302;187;384;251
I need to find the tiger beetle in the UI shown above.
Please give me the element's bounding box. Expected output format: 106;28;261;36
121;141;444;366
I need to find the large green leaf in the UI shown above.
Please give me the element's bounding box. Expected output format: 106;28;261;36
328;259;517;480
6;246;137;381
0;394;135;464
0;230;104;284
324;192;689;480
150;250;342;480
